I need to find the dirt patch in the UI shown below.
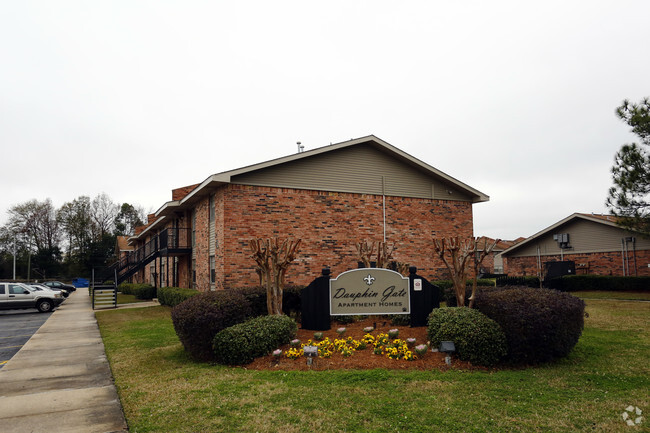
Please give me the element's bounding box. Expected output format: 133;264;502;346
245;317;477;371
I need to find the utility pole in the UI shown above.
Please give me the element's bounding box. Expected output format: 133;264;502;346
13;233;16;280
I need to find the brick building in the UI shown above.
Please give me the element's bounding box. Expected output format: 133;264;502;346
475;237;523;274
119;135;489;291
499;213;650;277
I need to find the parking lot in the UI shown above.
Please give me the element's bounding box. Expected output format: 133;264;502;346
0;309;51;369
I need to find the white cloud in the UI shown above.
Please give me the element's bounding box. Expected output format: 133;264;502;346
1;1;648;239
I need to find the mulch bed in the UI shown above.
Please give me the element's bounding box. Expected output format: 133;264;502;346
245;317;477;371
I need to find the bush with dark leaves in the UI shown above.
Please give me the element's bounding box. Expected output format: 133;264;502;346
440;279;497;307
474;286;586;364
157;287;199;307
230;285;304;317
171;290;253;361
213;314;297;365
427;307;507;367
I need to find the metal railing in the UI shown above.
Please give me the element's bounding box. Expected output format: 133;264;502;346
105;228;191;284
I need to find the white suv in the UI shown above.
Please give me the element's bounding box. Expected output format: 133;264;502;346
0;282;64;313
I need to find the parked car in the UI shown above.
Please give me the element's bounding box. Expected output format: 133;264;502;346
42;281;76;293
29;283;69;298
0;282;64;313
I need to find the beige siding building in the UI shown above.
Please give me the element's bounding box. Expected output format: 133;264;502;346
500;213;650;277
117;135;489;290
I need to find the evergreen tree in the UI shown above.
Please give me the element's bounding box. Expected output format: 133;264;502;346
607;97;650;235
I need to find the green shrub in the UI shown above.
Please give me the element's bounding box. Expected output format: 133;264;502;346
228;285;304;317
442;279;497;307
133;284;156;300
171;291;254;361
118;282;135;295
427;307;507;367
213;315;297;365
389;314;411;326
475;287;586;364
496;276;540;288
118;283;156;299
545;275;650;292
157;287;199;307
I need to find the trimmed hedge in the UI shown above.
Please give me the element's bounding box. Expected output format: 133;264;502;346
212;315;297;365
427;307;507;367
157;287;200;307
496;276;540;288
171;291;254;361
544;275;650;292
475;286;586;364
118;283;156;300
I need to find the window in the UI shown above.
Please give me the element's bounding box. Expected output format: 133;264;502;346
209;194;215;223
192;258;196;289
0;284;5;295
9;284;26;295
191;210;196;248
160;258;166;288
210;255;216;285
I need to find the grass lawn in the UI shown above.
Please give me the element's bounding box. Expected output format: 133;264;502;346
96;299;649;432
571;291;650;301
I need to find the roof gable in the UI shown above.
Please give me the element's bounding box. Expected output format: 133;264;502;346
148;135;489;230
179;135;488;207
500;213;647;256
231;141;479;201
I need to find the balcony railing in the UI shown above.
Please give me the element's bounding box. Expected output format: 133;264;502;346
108;227;191;284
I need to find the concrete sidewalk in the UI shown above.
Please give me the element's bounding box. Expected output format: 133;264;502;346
0;288;128;433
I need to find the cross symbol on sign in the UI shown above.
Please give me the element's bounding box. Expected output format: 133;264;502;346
363;274;375;285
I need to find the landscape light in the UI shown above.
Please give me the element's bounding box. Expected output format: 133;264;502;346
439;341;456;366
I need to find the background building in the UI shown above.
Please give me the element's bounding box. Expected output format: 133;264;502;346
499;213;650;277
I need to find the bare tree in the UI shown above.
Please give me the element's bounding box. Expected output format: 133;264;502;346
7;199;60;252
433;236;499;308
249;237;301;315
90;193;118;238
433;237;474;307
355;240;395;268
468;237;499;308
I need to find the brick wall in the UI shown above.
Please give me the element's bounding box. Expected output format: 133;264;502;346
504;250;650;277
213;184;474;288
172;183;201;201
193;197;211;291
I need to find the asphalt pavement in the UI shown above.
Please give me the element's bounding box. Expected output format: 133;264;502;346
0;288;128;432
0;310;51;369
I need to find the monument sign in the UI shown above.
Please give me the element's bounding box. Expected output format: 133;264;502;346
329;268;410;316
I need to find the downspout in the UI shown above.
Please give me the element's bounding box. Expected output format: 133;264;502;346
632;237;638;276
621;238;627;276
382;176;386;243
625;238;629;276
537;245;542;287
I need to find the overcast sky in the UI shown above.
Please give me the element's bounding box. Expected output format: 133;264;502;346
1;1;648;240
